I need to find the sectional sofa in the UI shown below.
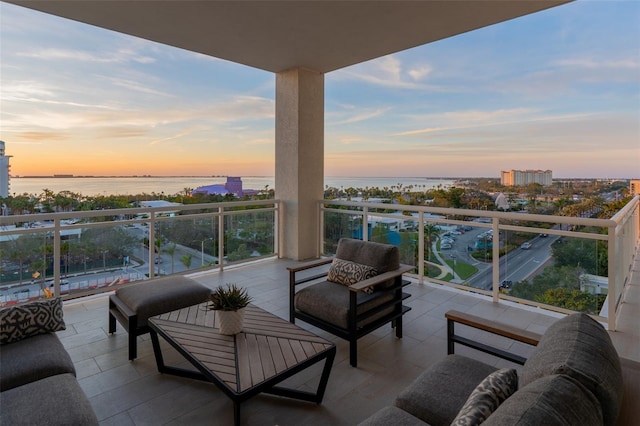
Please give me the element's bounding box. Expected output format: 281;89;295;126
0;297;99;425
360;310;635;425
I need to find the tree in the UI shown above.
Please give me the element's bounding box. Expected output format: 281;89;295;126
535;288;603;314
552;237;606;276
423;223;439;262
180;254;193;269
165;243;177;274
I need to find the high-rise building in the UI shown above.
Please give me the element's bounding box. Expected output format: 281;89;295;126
630;179;640;197
0;141;11;198
500;169;552;187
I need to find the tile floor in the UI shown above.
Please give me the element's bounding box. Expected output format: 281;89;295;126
59;255;639;425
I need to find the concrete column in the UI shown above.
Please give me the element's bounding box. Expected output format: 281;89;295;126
275;68;324;260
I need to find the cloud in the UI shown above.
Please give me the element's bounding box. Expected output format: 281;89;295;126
394;108;543;136
17;47;156;65
328;108;390;126
408;65;433;81
16;132;65;142
104;76;172;97
335;55;435;90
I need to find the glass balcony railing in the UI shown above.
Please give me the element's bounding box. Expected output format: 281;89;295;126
2;195;637;331
321;196;639;330
0;200;279;305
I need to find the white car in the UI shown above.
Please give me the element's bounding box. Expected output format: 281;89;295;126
521;242;532;250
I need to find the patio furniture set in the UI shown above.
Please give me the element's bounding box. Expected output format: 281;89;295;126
1;238;635;424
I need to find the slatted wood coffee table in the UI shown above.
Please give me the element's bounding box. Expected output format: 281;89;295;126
148;303;336;425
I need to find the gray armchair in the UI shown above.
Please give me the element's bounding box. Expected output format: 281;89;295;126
289;238;413;367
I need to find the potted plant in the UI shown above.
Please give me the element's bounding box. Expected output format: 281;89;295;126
208;283;252;335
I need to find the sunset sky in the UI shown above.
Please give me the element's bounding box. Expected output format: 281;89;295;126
1;1;638;179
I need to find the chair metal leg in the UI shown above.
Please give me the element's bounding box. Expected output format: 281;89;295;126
349;339;357;367
108;311;116;334
395;317;403;338
129;333;137;361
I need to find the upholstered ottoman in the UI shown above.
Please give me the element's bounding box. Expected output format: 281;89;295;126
108;276;211;360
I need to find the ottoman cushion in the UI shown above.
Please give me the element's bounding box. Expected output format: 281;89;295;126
115;276;211;326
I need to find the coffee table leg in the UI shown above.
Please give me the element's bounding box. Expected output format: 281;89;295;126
149;330;167;373
315;346;336;403
265;346;336;403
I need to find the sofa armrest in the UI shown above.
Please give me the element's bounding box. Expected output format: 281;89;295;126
350;264;414;292
445;309;542;365
618;357;640;426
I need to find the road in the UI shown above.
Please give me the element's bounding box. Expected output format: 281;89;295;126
440;225;557;290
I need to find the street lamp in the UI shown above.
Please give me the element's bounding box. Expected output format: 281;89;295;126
200;237;213;266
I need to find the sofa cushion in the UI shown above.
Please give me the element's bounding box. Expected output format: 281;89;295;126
520;313;622;425
0;332;76;391
115;275;211;326
1;373;99;425
483;374;603;426
451;368;518;426
0;297;65;344
327;258;378;294
294;280;394;329
394;354;497;426
357;406;428;426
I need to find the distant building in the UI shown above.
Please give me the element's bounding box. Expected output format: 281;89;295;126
501;169;552;187
0;141;11;198
630;179;640;197
192;176;258;197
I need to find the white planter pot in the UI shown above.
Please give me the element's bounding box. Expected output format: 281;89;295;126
216;308;246;335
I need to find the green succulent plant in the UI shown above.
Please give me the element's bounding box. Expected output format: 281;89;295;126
208;283;252;311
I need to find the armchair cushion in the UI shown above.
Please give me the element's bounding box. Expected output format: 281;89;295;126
327;258;378;294
294;281;395;329
336;238;399;273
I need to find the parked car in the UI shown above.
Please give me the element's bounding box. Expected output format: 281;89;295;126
500;280;512;289
440;243;452;250
521;242;532;250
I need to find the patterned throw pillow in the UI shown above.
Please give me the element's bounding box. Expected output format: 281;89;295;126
451;368;518;426
327;258;378;294
0;297;66;345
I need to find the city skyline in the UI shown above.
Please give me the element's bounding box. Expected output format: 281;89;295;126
0;1;639;179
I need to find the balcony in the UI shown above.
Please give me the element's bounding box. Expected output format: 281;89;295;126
2;197;638;424
57;252;639;425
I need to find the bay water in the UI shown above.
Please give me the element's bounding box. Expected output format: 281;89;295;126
10;176;455;197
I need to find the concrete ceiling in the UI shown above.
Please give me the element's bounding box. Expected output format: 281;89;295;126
6;0;571;74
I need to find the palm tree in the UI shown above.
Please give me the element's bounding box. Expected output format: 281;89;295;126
424;223;440;263
180;254;193;269
165;243;177;274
